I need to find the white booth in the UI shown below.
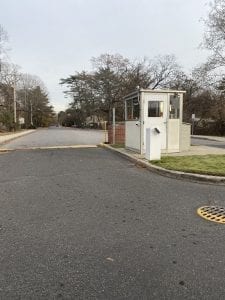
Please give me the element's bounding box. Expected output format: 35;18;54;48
124;89;190;156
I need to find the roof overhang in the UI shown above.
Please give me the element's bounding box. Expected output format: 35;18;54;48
124;89;186;101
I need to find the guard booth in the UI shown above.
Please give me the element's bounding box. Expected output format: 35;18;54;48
124;89;190;154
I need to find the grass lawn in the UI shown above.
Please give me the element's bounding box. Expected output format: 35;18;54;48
151;155;225;176
111;144;125;148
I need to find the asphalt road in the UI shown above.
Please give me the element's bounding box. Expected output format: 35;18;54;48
1;144;225;299
0;127;105;149
191;137;225;149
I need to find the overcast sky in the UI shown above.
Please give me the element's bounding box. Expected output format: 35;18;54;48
0;0;210;112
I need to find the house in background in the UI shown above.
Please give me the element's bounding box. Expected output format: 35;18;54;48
124;89;191;154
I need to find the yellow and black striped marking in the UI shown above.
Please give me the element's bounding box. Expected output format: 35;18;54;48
197;206;225;224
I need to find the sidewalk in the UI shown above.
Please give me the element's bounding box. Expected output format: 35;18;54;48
192;135;225;142
112;144;225;157
167;145;225;156
100;144;225;185
0;130;35;145
105;145;225;158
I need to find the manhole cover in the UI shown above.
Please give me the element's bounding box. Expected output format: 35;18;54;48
197;206;225;224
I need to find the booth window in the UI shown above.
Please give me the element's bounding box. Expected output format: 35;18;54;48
126;97;139;120
169;95;180;119
148;101;164;117
126;99;133;120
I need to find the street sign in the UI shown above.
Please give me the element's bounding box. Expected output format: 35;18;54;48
191;114;195;120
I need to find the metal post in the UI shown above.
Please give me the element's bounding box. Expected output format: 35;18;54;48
166;93;169;154
13;84;17;124
191;113;195;135
138;89;143;154
30;101;33;126
112;107;115;144
104;121;107;143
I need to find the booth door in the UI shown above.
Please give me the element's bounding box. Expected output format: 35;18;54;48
144;95;167;150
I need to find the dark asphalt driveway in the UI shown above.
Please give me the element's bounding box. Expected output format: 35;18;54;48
0;128;105;150
0;148;225;299
191;137;225;149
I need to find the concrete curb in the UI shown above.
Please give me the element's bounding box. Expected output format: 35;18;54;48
0;130;36;145
0;145;98;152
100;143;225;185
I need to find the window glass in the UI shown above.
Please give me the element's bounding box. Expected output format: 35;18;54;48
126;99;133;120
148;101;164;117
133;97;139;119
169;95;180;119
126;97;139;120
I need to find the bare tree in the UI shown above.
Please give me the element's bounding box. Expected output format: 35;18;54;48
0;24;9;73
201;0;225;71
146;55;182;89
60;53;183;124
0;62;20;85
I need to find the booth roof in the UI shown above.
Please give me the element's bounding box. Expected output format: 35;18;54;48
123;89;186;100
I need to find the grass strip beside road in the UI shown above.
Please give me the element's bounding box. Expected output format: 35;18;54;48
151;155;225;176
111;144;125;148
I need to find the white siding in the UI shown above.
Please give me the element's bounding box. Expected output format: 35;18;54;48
125;121;140;152
168;119;180;152
180;123;191;151
143;92;168;151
